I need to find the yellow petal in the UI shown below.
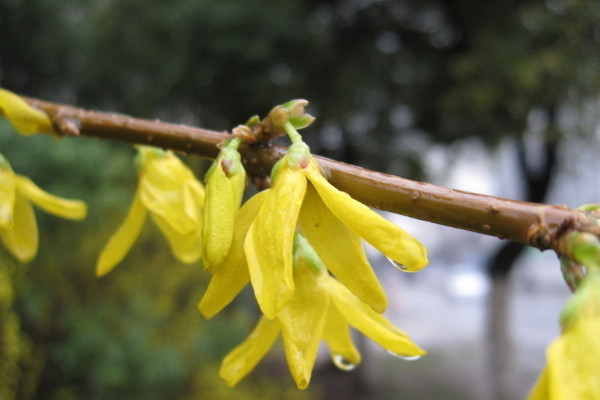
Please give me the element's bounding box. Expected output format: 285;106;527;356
198;191;268;319
0;88;54;135
245;164;307;318
526;365;549;400
151;212;202;263
139;150;204;235
544;317;600;399
96;190;147;277
16;176;87;220
322;304;362;370
304;162;428;272
202;159;246;271
278;258;329;389
220;316;281;387
327;276;425;358
299;184;387;312
0;166;17;228
0;192;38;262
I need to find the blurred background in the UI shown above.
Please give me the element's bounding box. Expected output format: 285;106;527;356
1;0;600;399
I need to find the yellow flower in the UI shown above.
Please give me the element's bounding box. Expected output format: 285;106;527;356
527;273;600;399
202;146;246;272
0;155;86;262
244;141;428;318
96;146;204;276
217;234;425;389
0;87;54;135
198;190;265;318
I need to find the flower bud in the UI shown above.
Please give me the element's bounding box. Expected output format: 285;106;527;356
202;147;247;271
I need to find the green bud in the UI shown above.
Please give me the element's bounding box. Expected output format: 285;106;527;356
564;232;600;273
286;141;311;168
282;99;315;130
559;271;600;329
293;232;325;274
261;99;316;141
244;115;261;128
579;204;600;212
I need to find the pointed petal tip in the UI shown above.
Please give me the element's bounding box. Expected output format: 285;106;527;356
95;261;115;278
257;298;293;319
197;296;218;320
295;378;310;390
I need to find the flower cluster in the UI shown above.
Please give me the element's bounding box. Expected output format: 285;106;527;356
1;90;429;389
0;91;86;261
199;100;429;388
528;230;600;399
527;271;600;399
96;146;205;276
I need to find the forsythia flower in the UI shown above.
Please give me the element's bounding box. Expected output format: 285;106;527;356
0;87;54;135
0;155;86;262
96;146;204;276
202;144;246;271
527;272;600;399
216;233;425;389
244;141;428;318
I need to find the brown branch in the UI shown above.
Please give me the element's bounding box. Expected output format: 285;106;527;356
24;96;594;254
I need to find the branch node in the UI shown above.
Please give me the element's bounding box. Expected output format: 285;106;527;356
53;115;81;137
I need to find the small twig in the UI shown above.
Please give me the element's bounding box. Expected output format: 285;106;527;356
24;96;594;255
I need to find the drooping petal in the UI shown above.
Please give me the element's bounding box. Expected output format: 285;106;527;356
0;88;54;135
151;212;202;263
278;258;329;389
220;316;281;387
198;191;267;319
139;150;203;235
184;177;205;221
202;155;246;271
543;317;600;399
0;192;38;262
327;277;425;358
526;365;549;400
96;190;147;277
0;166;17;229
299;184;387;313
304;163;428;272
322;304;362;370
245;164;307;318
16;176;87;220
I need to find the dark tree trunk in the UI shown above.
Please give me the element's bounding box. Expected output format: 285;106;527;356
486;119;558;400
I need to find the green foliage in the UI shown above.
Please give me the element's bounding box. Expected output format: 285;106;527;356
0;250;40;400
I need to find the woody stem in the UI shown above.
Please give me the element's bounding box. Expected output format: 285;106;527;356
24;95;594;256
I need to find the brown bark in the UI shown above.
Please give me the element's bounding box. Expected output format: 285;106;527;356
23;96;596;257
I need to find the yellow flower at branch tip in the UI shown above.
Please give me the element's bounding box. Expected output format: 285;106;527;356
202;146;246;272
96;146;204;277
244;141;428;319
527;272;600;399
0;155;86;262
219;237;425;389
0;87;55;135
